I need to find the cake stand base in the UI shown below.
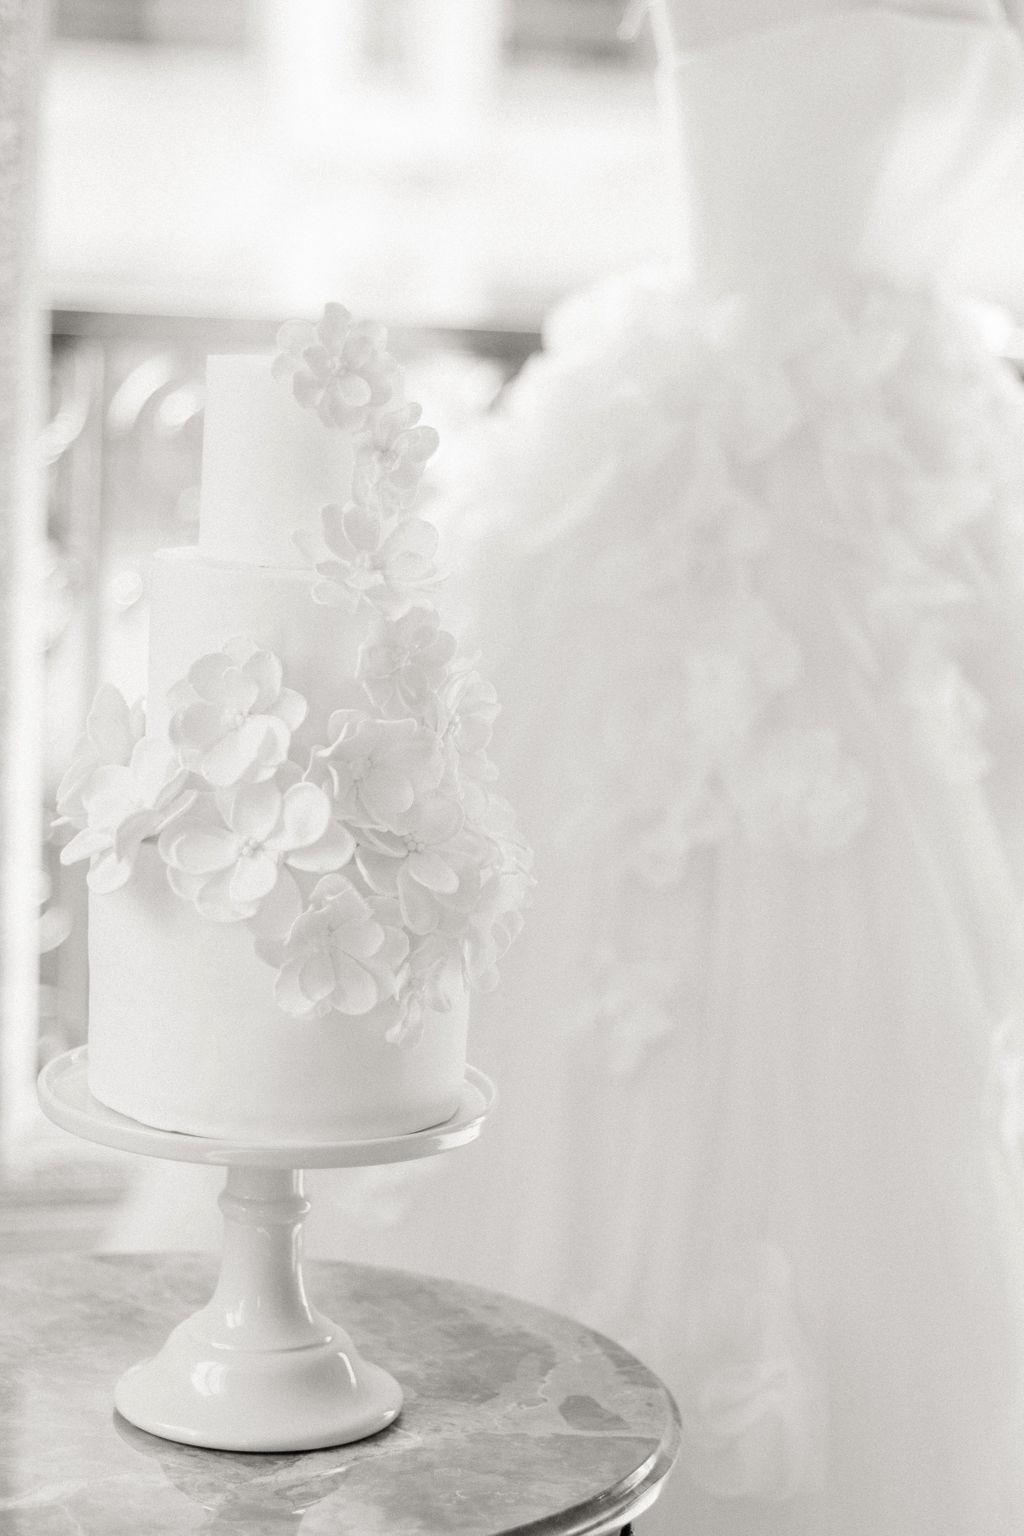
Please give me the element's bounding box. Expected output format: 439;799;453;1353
116;1314;403;1454
114;1165;403;1452
38;1049;494;1453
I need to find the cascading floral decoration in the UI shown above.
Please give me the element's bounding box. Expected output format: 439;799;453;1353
57;303;531;1043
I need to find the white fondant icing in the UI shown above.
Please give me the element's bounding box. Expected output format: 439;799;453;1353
89;847;468;1141
199;355;352;567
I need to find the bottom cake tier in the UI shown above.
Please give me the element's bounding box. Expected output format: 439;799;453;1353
86;848;469;1143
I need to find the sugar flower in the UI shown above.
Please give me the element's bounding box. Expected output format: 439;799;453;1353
273;302;399;432
384;933;456;1045
274;873;409;1018
439;662;500;768
160;778;355;927
453;799;533;988
169;640;307;788
56;683;145;827
351;402;440;512
462;865;531;992
315;710;443;826
361;609;459;715
313;503;442;619
356;792;466;934
60;738;193;894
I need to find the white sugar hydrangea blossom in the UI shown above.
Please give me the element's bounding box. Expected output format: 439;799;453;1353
167;640;308;788
58;303;531;1041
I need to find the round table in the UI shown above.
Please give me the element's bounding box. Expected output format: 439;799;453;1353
0;1251;680;1534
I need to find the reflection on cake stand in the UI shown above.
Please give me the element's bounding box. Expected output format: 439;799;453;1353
38;1046;493;1455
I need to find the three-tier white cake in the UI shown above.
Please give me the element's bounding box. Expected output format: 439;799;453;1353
58;305;528;1142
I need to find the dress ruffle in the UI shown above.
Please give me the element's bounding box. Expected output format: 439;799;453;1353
444;271;1024;1069
414;272;1024;1532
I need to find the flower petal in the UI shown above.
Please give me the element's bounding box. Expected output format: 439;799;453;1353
377;922;410;976
275;960;321;1017
415;796;464;844
249;716;292;775
87;684;138;761
363;768;414;820
81;764;136;827
332;372;373;410
294;369;323;409
398;875;440;935
39;905;73;953
229;850;280;904
286;821;356;873
86;849;134;894
194;869;256;922
334;914;385;962
153;788;198;834
60;828;111;866
277;781;331;849
168;828;238;875
200;722;276;788
274;687;308;732
243;651;283;712
312;873;372;920
328;954;379;1015
229;779;282;839
407;849;460;894
318;302;352;349
322;708;369;749
298;950;336;1004
186;653;230;705
357;825;405;857
166;864;206;904
356;848;401;894
320;503;349;548
386;516;438;562
113;809;157;863
407;423;439;463
170;701;225;753
55;757;96;823
343;504;383;554
302;342;331;376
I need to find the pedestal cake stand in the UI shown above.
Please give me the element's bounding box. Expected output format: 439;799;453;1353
38;1046;494;1454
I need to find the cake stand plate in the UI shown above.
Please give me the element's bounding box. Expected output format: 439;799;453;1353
38;1048;495;1453
38;1046;493;1167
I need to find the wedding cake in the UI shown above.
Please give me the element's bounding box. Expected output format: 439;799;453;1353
57;304;529;1142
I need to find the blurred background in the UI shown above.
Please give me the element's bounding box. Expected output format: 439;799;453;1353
45;0;667;320
5;0;674;1247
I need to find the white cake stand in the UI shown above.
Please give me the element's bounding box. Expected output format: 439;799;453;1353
38;1046;494;1454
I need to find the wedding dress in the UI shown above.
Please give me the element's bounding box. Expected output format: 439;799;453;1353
108;7;1024;1533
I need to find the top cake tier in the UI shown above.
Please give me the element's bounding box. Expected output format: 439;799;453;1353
198;354;353;567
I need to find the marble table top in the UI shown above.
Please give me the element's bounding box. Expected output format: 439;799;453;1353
0;1252;680;1534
